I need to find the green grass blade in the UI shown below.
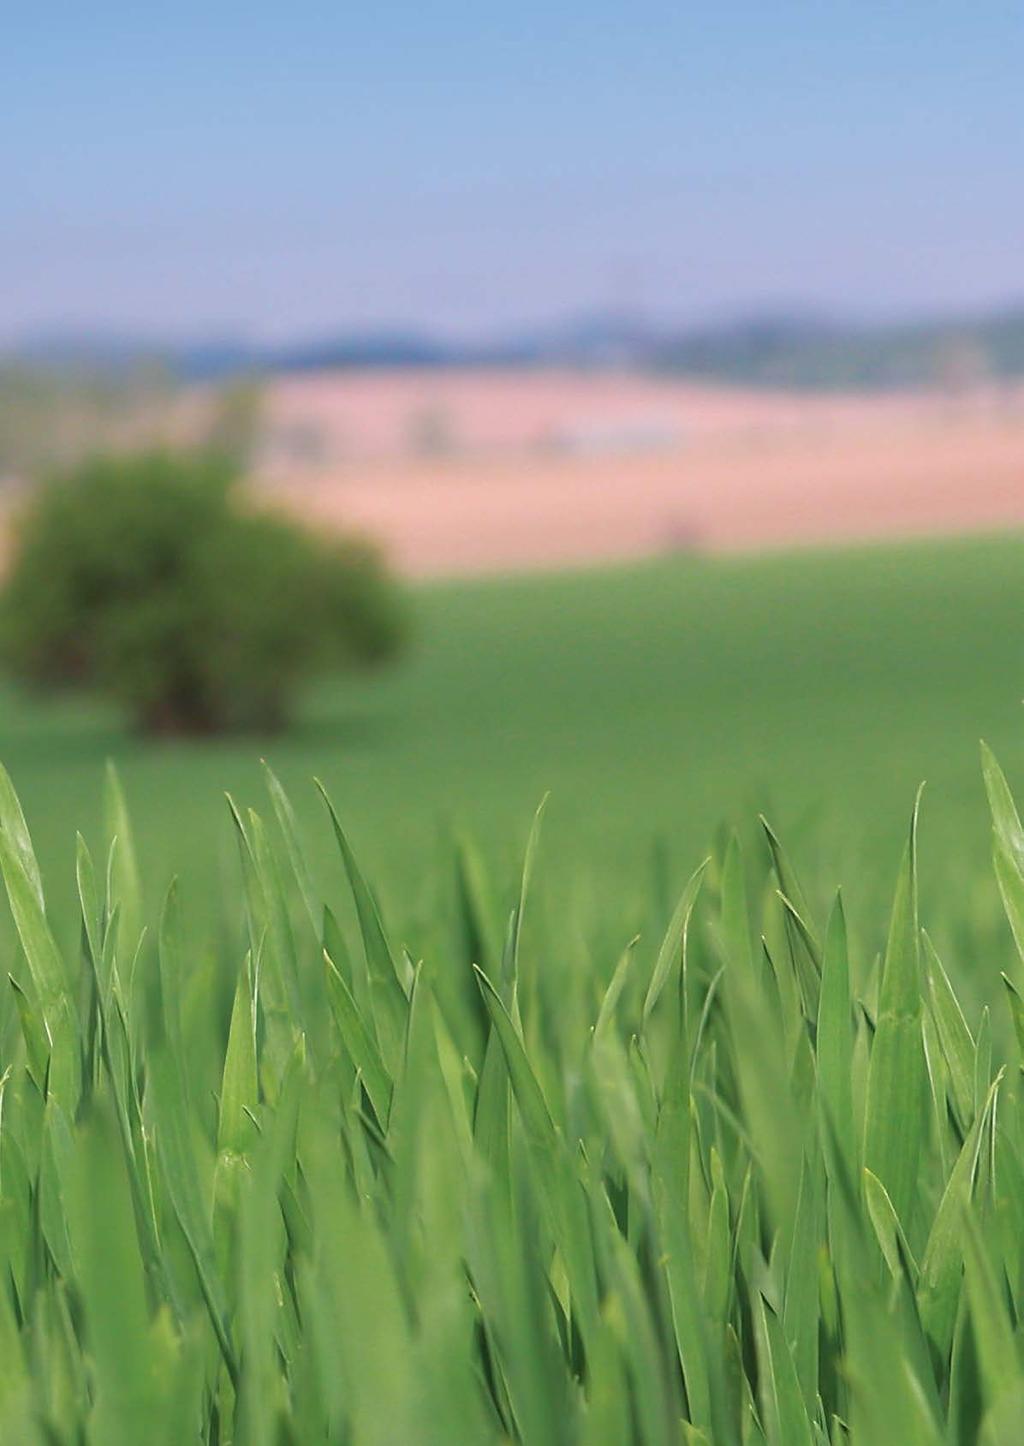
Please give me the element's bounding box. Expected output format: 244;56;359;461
642;858;708;1025
753;1291;814;1446
473;964;557;1156
1000;971;1024;1056
922;931;975;1130
324;948;393;1129
262;761;320;933
68;1100;158;1445
981;740;1024;872
863;1167;918;1284
864;789;926;1233
316;779;410;1067
0;826;80;1109
0;761;45;914
817;893;856;1172
218;958;259;1157
507;793;547;988
148;1038;237;1385
918;1073;1000;1359
104;759;143;955
961;1211;1023;1430
594;935;639;1040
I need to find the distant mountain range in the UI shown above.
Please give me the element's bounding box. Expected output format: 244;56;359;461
8;303;1024;391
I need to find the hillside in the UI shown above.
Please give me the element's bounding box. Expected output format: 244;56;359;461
8;304;1024;391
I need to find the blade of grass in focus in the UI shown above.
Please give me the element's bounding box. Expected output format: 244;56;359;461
0;745;1016;1440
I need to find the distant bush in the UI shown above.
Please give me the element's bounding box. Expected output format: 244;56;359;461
0;451;409;733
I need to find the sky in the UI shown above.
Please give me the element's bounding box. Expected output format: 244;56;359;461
4;2;1023;342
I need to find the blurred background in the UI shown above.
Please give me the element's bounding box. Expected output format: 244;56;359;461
3;2;1024;965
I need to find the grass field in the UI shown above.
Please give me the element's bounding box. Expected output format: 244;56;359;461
4;529;1024;980
4;528;1024;1441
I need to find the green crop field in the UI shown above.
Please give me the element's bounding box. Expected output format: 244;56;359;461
4;531;1024;979
3;529;1024;1442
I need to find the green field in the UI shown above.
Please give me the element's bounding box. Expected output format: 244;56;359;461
4;529;1024;1441
5;530;1024;989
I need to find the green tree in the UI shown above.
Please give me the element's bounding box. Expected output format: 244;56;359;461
0;450;408;733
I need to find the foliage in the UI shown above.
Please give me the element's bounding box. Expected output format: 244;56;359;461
0;451;408;733
0;745;1023;1442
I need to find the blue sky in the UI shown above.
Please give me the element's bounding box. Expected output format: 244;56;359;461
4;2;1022;340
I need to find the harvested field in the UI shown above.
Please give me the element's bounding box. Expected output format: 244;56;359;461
259;369;1024;575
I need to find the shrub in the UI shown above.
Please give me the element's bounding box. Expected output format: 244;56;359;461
0;450;408;732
